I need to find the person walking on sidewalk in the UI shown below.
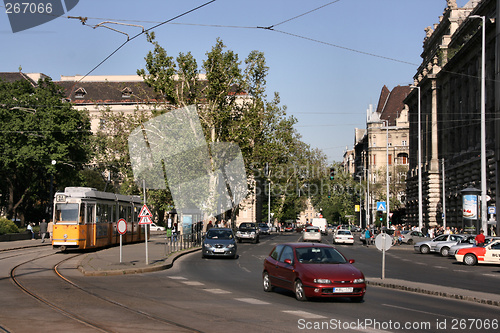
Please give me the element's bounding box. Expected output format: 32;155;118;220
27;223;35;240
40;219;48;243
48;219;54;241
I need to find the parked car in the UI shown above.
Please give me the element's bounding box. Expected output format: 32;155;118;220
302;226;321;242
455;239;500;266
202;228;237;259
258;223;270;235
449;236;500;256
236;222;260;243
400;230;428;245
436;235;475;257
149;223;166;232
414;234;465;254
262;243;366;302
333;229;354;245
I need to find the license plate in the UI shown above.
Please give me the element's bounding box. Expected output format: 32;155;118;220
213;249;225;253
333;287;353;293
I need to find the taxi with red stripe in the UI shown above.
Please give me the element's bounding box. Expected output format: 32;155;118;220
455;239;500;266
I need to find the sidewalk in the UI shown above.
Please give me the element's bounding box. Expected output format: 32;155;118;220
1;235;499;307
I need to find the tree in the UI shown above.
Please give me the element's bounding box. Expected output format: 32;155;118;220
131;35;323;225
0;78;92;223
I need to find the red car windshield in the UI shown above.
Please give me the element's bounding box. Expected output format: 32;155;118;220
295;247;347;264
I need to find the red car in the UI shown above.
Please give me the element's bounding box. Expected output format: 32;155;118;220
262;243;366;302
455;239;500;266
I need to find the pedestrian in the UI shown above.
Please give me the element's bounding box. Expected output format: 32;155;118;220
364;228;372;246
27;223;34;240
475;229;486;247
206;220;213;231
47;219;54;242
40;219;48;243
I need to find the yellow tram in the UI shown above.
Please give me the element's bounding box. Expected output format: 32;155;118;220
52;187;145;251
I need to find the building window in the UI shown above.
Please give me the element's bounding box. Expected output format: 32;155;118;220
121;87;132;98
402;140;407;146
75;87;87;99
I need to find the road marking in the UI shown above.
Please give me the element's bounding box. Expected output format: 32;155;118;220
433;266;446;269
204;288;231;294
235;298;270;305
483;273;500;278
168;276;187;280
182;281;205;286
382;304;449;318
282;310;326;319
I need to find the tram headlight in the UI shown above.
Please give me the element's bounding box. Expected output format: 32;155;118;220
64;234;68;239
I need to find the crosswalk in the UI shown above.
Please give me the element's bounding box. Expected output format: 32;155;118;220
167;275;324;319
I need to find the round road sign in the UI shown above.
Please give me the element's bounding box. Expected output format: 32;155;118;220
375;233;392;251
117;219;127;235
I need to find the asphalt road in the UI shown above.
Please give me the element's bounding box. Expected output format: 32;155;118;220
1;232;499;332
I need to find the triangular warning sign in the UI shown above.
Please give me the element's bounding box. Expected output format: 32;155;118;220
139;216;153;225
139;204;152;217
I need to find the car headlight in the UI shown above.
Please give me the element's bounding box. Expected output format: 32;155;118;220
236;231;241;236
227;244;234;248
353;278;365;284
204;243;211;248
313;279;332;284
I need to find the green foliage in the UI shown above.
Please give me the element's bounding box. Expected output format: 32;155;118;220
0;217;20;235
0;77;93;222
131;35;328;222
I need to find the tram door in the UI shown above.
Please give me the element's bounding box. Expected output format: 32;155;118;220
86;203;96;247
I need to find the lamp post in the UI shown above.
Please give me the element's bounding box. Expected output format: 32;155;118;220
410;85;423;231
386;121;390;229
469;15;487;234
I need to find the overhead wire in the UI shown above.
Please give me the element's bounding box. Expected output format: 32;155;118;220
74;0;216;83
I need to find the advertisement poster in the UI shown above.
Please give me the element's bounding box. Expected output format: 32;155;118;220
462;194;478;219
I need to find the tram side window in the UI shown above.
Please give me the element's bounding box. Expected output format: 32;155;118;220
86;204;95;224
119;204;126;220
127;206;132;224
55;203;79;223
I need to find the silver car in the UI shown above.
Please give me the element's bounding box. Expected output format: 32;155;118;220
202;228;237;259
448;236;500;256
400;230;428;245
414;234;465;254
436;235;475;256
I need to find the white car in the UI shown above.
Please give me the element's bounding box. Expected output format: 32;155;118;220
455;239;500;266
302;226;322;242
333;229;354;245
149;223;166;232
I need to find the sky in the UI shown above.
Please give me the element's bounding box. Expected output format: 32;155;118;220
0;0;471;163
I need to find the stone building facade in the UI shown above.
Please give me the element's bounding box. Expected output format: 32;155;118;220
405;0;499;234
346;86;410;227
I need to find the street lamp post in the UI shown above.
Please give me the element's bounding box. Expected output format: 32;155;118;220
410;85;423;231
386;121;390;229
469;15;487;234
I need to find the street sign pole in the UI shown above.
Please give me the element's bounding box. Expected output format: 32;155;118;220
375;233;392;280
117;219;127;263
143;180;148;265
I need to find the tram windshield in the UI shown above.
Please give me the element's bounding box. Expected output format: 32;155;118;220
55;203;79;223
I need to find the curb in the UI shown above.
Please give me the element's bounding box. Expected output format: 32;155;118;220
366;279;500;307
78;247;201;276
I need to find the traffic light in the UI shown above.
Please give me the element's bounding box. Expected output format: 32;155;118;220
377;211;383;222
329;168;335;180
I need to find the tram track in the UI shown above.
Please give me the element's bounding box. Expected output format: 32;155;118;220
10;251;202;333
